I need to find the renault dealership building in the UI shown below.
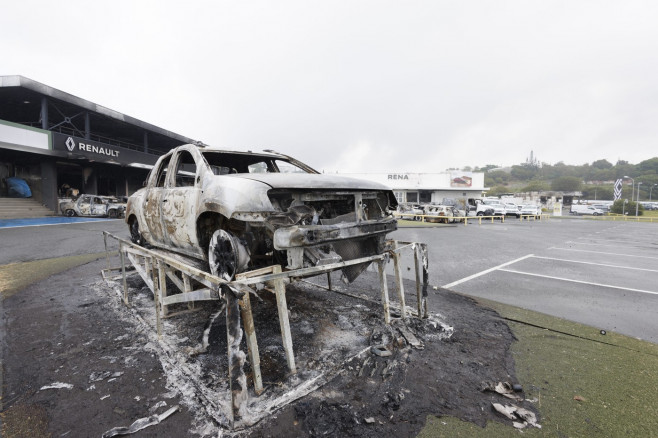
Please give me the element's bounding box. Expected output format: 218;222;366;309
0;75;195;213
341;171;488;205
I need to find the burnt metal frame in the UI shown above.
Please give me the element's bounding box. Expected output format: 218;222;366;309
101;231;429;429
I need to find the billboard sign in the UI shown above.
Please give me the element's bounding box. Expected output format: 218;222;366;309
53;133;159;166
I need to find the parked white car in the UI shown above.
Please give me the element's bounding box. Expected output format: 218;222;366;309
423;205;465;223
520;204;541;217
592;203;611;213
570;205;604;216
479;199;506;217
504;203;521;218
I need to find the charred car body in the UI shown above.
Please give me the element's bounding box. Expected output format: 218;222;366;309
125;145;398;282
60;195;126;218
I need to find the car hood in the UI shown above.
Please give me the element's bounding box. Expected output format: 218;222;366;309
225;173;392;191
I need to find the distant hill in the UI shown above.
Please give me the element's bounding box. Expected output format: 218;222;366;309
475;157;658;200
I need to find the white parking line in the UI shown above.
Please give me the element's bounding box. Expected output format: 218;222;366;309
532;256;658;273
572;238;652;246
565;241;642;248
442;254;534;288
498;268;658;296
549;247;658;260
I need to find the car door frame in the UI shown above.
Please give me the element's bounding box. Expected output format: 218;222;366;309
91;197;107;216
142;152;173;245
77;195;93;216
160;146;203;256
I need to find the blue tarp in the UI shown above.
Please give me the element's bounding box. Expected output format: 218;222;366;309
0;217;113;229
7;177;32;198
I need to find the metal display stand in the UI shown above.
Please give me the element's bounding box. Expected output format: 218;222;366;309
101;231;429;428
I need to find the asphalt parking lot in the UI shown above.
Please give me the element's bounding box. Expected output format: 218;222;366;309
3;216;656;345
393;217;658;344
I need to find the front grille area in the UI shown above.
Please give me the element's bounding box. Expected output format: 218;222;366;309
267;190;391;225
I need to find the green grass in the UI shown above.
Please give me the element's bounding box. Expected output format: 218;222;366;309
397;219;453;227
418;300;658;437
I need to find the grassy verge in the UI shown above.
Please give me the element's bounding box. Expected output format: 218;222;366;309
0;252;110;299
418;299;658;437
397;219;453;227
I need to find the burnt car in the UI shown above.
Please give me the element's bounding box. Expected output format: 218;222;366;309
125;144;398;282
59;194;126;218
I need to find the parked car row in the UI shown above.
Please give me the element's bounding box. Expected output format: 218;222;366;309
396;201;543;222
476;199;542;219
423;205;466;223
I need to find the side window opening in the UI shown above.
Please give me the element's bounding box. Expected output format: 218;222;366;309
247;162;270;173
174;151;198;187
155;155;173;187
273;160;306;173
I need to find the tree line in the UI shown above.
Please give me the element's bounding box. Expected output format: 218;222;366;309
475;157;658;201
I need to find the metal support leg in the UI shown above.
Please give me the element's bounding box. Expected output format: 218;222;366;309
158;261;168;317
414;245;422;318
183;274;194;310
154;260;162;338
119;242;128;306
378;260;391;324
103;232;111;270
327;272;332;291
419;243;429;318
273;265;296;374
239;290;263;395
392;245;406;319
225;285;247;428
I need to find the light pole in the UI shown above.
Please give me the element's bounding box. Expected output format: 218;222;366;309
636;182;642;216
624;175;634;203
651;184;657;201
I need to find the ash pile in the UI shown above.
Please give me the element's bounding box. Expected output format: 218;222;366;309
102;256;537;437
101;260;449;435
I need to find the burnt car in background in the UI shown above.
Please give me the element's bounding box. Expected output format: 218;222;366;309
125;144;398;282
59;195;126;218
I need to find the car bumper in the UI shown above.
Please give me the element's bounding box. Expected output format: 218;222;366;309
272;217;397;250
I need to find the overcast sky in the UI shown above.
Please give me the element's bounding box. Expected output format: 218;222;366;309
3;1;657;172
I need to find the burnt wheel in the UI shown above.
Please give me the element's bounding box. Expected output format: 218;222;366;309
129;219;143;245
65;209;76;217
208;229;250;281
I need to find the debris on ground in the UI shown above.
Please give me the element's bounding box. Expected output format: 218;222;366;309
89;371;113;382
39;382;73;391
492;402;541;429
101;405;179;437
481;381;524;400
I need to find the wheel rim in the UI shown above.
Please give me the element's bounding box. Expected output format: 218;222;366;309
66;210;74;217
211;237;236;279
208;229;250;281
130;221;141;244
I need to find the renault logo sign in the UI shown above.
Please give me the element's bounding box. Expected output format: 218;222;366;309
62;136;120;158
65;137;76;152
